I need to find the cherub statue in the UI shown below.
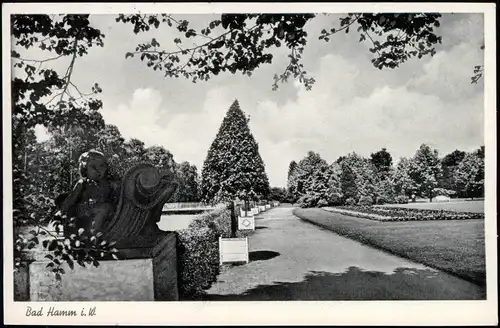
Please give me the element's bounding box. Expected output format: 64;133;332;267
59;150;119;235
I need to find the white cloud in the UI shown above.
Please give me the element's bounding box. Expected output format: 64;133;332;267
101;86;231;171
100;88;165;147
408;42;484;101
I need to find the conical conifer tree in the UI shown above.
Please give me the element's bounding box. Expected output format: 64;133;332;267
201;100;270;203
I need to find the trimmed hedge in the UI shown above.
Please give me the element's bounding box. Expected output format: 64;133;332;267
324;206;484;222
176;207;251;299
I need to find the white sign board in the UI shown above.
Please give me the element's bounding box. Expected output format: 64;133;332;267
238;216;255;231
259;205;266;212
219;237;249;264
240;208;251;217
251;208;259;215
265;204;271;210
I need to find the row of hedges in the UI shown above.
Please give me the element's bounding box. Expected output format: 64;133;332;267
324;206;484;222
176;208;251;299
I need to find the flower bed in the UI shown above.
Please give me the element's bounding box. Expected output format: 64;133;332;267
323;206;484;222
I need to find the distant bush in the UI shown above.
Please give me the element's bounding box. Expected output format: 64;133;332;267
327;191;343;206
375;194;395;205
298;194;317;208
433;188;456;197
177;207;232;299
317;199;329;207
345;198;357;206
395;195;410;204
358;195;374;206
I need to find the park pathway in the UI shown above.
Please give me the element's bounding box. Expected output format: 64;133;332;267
204;206;485;300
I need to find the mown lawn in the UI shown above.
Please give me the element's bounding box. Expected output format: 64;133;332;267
293;208;486;286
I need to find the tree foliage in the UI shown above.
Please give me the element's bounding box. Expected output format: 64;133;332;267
370;147;393;177
174;162;201;202
269;187;288;203
290;142;484;208
286;160;299;202
393;157;418;197
338;153;379;204
454;152;485;199
201;100;270;203
292;152;343;207
439;149;466;194
409;144;443;201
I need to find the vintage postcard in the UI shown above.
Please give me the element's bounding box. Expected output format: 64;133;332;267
3;2;497;326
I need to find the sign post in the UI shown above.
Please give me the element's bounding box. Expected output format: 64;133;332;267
219;237;249;264
229;201;237;238
219;199;250;264
238;215;255;230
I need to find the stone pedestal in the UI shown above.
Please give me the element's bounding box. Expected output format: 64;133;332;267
14;233;179;302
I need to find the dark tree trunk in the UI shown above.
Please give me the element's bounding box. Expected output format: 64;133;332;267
229;201;237;238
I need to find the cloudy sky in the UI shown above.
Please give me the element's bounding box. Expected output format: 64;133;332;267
30;13;485;187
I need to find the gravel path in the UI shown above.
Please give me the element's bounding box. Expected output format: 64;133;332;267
204;207;485;300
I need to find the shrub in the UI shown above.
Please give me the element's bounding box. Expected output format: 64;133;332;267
177;208;231;299
375;194;395;205
433;188;456;197
358;195;373;206
395;195;409;204
327;191;343;206
298;194;317;208
345;198;357;206
317;199;329;207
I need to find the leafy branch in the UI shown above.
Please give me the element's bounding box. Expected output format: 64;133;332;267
117;13;316;89
471;44;485;84
320;13;443;69
272;46;315;91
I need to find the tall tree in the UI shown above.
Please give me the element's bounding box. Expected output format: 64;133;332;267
327;163;344;205
201;100;270;203
442;149;467;167
286;160;299;202
393;157;418;198
174;162;201;202
270;187;287;203
339;152;379;203
294;151;328;197
409;144;443;201
304;163;331;206
370;148;393;177
439;149;466;195
287;160;298;181
454;152;485;199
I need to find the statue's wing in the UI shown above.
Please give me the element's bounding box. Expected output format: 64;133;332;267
102;163;178;244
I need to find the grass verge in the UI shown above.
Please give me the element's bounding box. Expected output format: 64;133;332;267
293;208;486;286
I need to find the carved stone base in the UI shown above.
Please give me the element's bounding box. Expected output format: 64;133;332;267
15;233;179;302
115;232;179;302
